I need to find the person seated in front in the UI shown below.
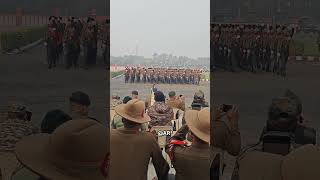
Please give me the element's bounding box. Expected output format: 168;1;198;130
166;91;185;111
110;99;169;180
190;90;209;110
131;90;139;99
166;108;211;180
110;93;122;109
147;91;174;128
111;96;131;129
41;109;72;134
15;118;109;180
69;91;97;121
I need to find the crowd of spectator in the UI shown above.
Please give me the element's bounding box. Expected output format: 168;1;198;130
1;87;317;180
110;88;210;180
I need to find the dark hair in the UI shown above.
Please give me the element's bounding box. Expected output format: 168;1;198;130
168;91;176;98
41;109;72;134
154;91;165;102
122;118;141;128
267;113;298;132
69;91;91;106
123;96;132;104
132;90;138;95
190;131;207;144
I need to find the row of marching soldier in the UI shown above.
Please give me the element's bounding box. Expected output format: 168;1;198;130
124;67;203;85
211;23;294;77
45;16;109;69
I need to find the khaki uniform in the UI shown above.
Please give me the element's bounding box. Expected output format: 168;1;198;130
109;129;169;180
110;99;122;109
166;98;185;111
211;116;241;176
166;125;211;180
212;119;241;156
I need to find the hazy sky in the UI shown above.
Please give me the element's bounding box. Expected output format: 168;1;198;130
111;0;209;58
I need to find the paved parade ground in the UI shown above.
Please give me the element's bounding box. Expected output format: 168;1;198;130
0;45;107;125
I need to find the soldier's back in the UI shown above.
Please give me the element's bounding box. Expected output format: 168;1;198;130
173;145;211;180
110;129;167;180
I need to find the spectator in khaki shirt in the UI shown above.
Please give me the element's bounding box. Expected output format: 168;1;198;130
166;108;211;180
211;104;241;179
166;91;185;111
110;99;169;180
211;104;241;156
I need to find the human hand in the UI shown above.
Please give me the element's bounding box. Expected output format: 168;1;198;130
226;106;239;131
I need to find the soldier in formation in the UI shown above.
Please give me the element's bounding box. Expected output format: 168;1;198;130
99;18;110;69
64;17;81;69
124;67;203;85
81;17;98;69
211;23;293;77
45;16;107;70
45;16;59;69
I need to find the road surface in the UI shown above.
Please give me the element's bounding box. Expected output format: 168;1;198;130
0;45;107;122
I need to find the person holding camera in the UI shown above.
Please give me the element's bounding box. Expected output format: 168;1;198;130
231;90;316;180
166;91;185;111
111;93;122;109
212;104;241;155
190;90;209;110
211;104;241;180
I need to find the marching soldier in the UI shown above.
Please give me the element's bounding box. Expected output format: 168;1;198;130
100;18;110;68
124;67;130;83
150;69;155;83
56;17;65;63
130;67;135;83
45;16;59;69
279;29;291;77
142;68;147;83
211;23;293;75
64;21;80;69
136;67;141;83
250;27;258;73
82;18;98;69
110;99;169;180
261;27;269;71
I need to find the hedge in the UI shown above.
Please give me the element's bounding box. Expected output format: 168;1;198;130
0;26;47;52
201;72;210;80
290;32;320;56
111;71;124;78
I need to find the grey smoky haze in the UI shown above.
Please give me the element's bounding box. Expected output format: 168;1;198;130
111;0;209;58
